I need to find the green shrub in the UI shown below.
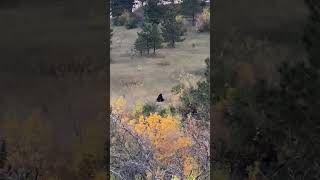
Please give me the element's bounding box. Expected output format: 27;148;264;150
117;10;131;26
113;10;139;29
125;16;138;29
132;100;144;117
178;58;210;122
159;106;176;117
171;84;183;94
142;103;158;116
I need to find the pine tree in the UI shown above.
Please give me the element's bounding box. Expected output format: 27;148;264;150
134;35;146;56
150;24;163;54
181;0;201;26
111;0;135;17
135;23;152;55
135;23;162;55
140;23;152;55
144;0;165;24
161;11;186;48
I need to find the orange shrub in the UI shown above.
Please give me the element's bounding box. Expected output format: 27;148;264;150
134;113;192;160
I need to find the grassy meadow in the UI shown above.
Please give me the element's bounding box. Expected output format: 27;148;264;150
110;25;209;107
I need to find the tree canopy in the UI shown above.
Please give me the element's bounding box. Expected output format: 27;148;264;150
111;0;135;17
161;10;186;48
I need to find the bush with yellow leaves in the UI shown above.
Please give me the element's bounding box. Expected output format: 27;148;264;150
196;7;210;32
111;96;127;115
175;15;184;24
134;113;192;160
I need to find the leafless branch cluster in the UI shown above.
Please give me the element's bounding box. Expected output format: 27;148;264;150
184;117;210;179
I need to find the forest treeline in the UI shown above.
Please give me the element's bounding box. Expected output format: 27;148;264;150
111;0;210;55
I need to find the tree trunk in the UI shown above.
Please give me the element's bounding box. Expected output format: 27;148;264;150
153;41;156;54
147;40;150;55
171;31;175;48
192;11;195;26
34;168;39;180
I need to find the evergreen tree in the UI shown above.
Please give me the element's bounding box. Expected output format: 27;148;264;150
161;11;186;48
134;23;162;55
150;24;163;54
111;0;135;17
144;0;165;24
135;23;152;55
181;0;201;26
134;35;146;56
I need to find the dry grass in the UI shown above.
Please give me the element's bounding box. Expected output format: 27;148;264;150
156;61;170;66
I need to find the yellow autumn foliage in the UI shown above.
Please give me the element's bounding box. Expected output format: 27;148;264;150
202;7;210;23
134;113;192;160
183;155;200;177
176;15;184;24
196;7;210;32
111;96;127;114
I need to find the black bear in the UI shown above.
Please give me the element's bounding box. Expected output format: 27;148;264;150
156;93;164;102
